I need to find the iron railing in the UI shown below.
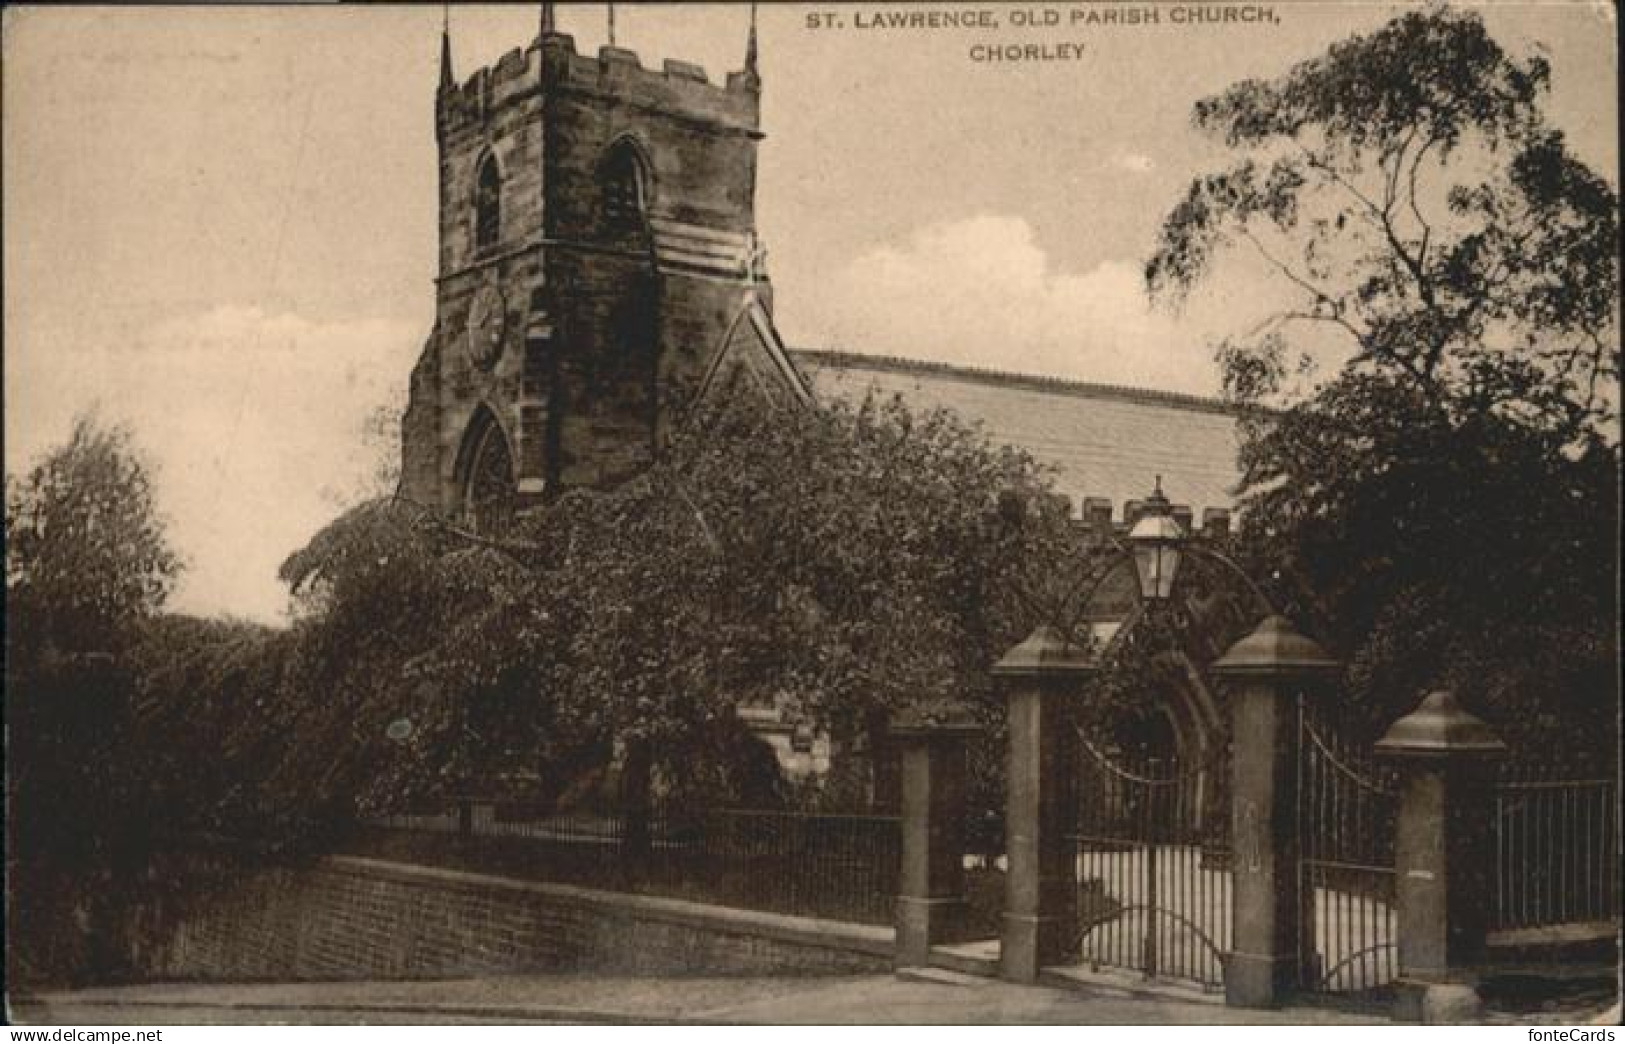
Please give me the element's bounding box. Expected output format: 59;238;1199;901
648;807;900;923
1492;775;1619;932
368;803;901;925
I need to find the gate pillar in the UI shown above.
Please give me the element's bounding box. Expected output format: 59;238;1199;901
1376;690;1505;1024
993;625;1091;982
1213;615;1337;1008
893;713;980;968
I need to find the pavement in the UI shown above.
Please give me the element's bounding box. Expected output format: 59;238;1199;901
9;971;1397;1026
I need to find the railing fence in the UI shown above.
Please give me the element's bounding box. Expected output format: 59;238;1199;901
1492;773;1619;933
368;802;900;925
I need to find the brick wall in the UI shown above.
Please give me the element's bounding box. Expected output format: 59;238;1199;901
147;856;892;982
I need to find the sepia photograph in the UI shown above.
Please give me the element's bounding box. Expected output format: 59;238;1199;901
3;0;1619;1029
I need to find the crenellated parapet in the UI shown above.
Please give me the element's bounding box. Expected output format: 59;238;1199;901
1063;494;1234;539
437;33;760;144
540;36;761;134
437;44;544;141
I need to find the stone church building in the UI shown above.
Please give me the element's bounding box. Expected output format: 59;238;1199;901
399;9;1242;776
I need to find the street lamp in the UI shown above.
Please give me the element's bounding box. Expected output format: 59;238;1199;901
1002;475;1270;647
1126;476;1184;602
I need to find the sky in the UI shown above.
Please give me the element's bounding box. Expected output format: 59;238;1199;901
4;2;1617;623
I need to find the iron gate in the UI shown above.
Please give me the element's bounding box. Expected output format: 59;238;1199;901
1297;700;1399;1006
1071;732;1232;991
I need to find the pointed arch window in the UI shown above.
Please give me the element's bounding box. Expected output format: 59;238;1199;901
474;153;502;252
460;408;516;533
601;142;649;229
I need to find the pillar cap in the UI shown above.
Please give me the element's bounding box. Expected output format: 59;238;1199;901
1375;689;1507;759
991;624;1094;678
1212;614;1338;678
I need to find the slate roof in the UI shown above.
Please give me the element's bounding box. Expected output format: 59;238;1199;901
792;350;1243;520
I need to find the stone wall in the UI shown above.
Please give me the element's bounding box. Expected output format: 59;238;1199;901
147;856;891;982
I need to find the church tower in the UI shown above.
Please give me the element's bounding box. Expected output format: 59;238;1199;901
400;7;807;527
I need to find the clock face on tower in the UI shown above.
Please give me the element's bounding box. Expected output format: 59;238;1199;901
465;283;509;372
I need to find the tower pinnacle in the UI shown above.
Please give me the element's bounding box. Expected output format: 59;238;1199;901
439;4;454;90
540;1;557;37
744;3;760;85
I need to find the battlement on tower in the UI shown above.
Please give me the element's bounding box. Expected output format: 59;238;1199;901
545;34;761;132
1012;491;1235;539
438;45;543;133
1068;495;1232;538
438;32;760;141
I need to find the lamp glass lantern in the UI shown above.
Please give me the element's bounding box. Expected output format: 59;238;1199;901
1127;481;1185;602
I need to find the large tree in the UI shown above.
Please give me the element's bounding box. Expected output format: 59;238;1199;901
1148;7;1617;434
6;415;183;981
6;415;183;849
7;414;181;656
1146;8;1619;755
547;394;1068;807
270;392;1075;827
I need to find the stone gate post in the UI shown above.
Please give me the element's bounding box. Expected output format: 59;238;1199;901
892;713;979;968
1375;690;1506;1024
993;624;1092;983
1212;615;1338;1008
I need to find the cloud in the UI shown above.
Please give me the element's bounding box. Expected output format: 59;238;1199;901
6;306;422;623
809;215;1220;394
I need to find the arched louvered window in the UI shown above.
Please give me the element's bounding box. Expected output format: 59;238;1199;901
601;142;648;229
474;153;502;251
